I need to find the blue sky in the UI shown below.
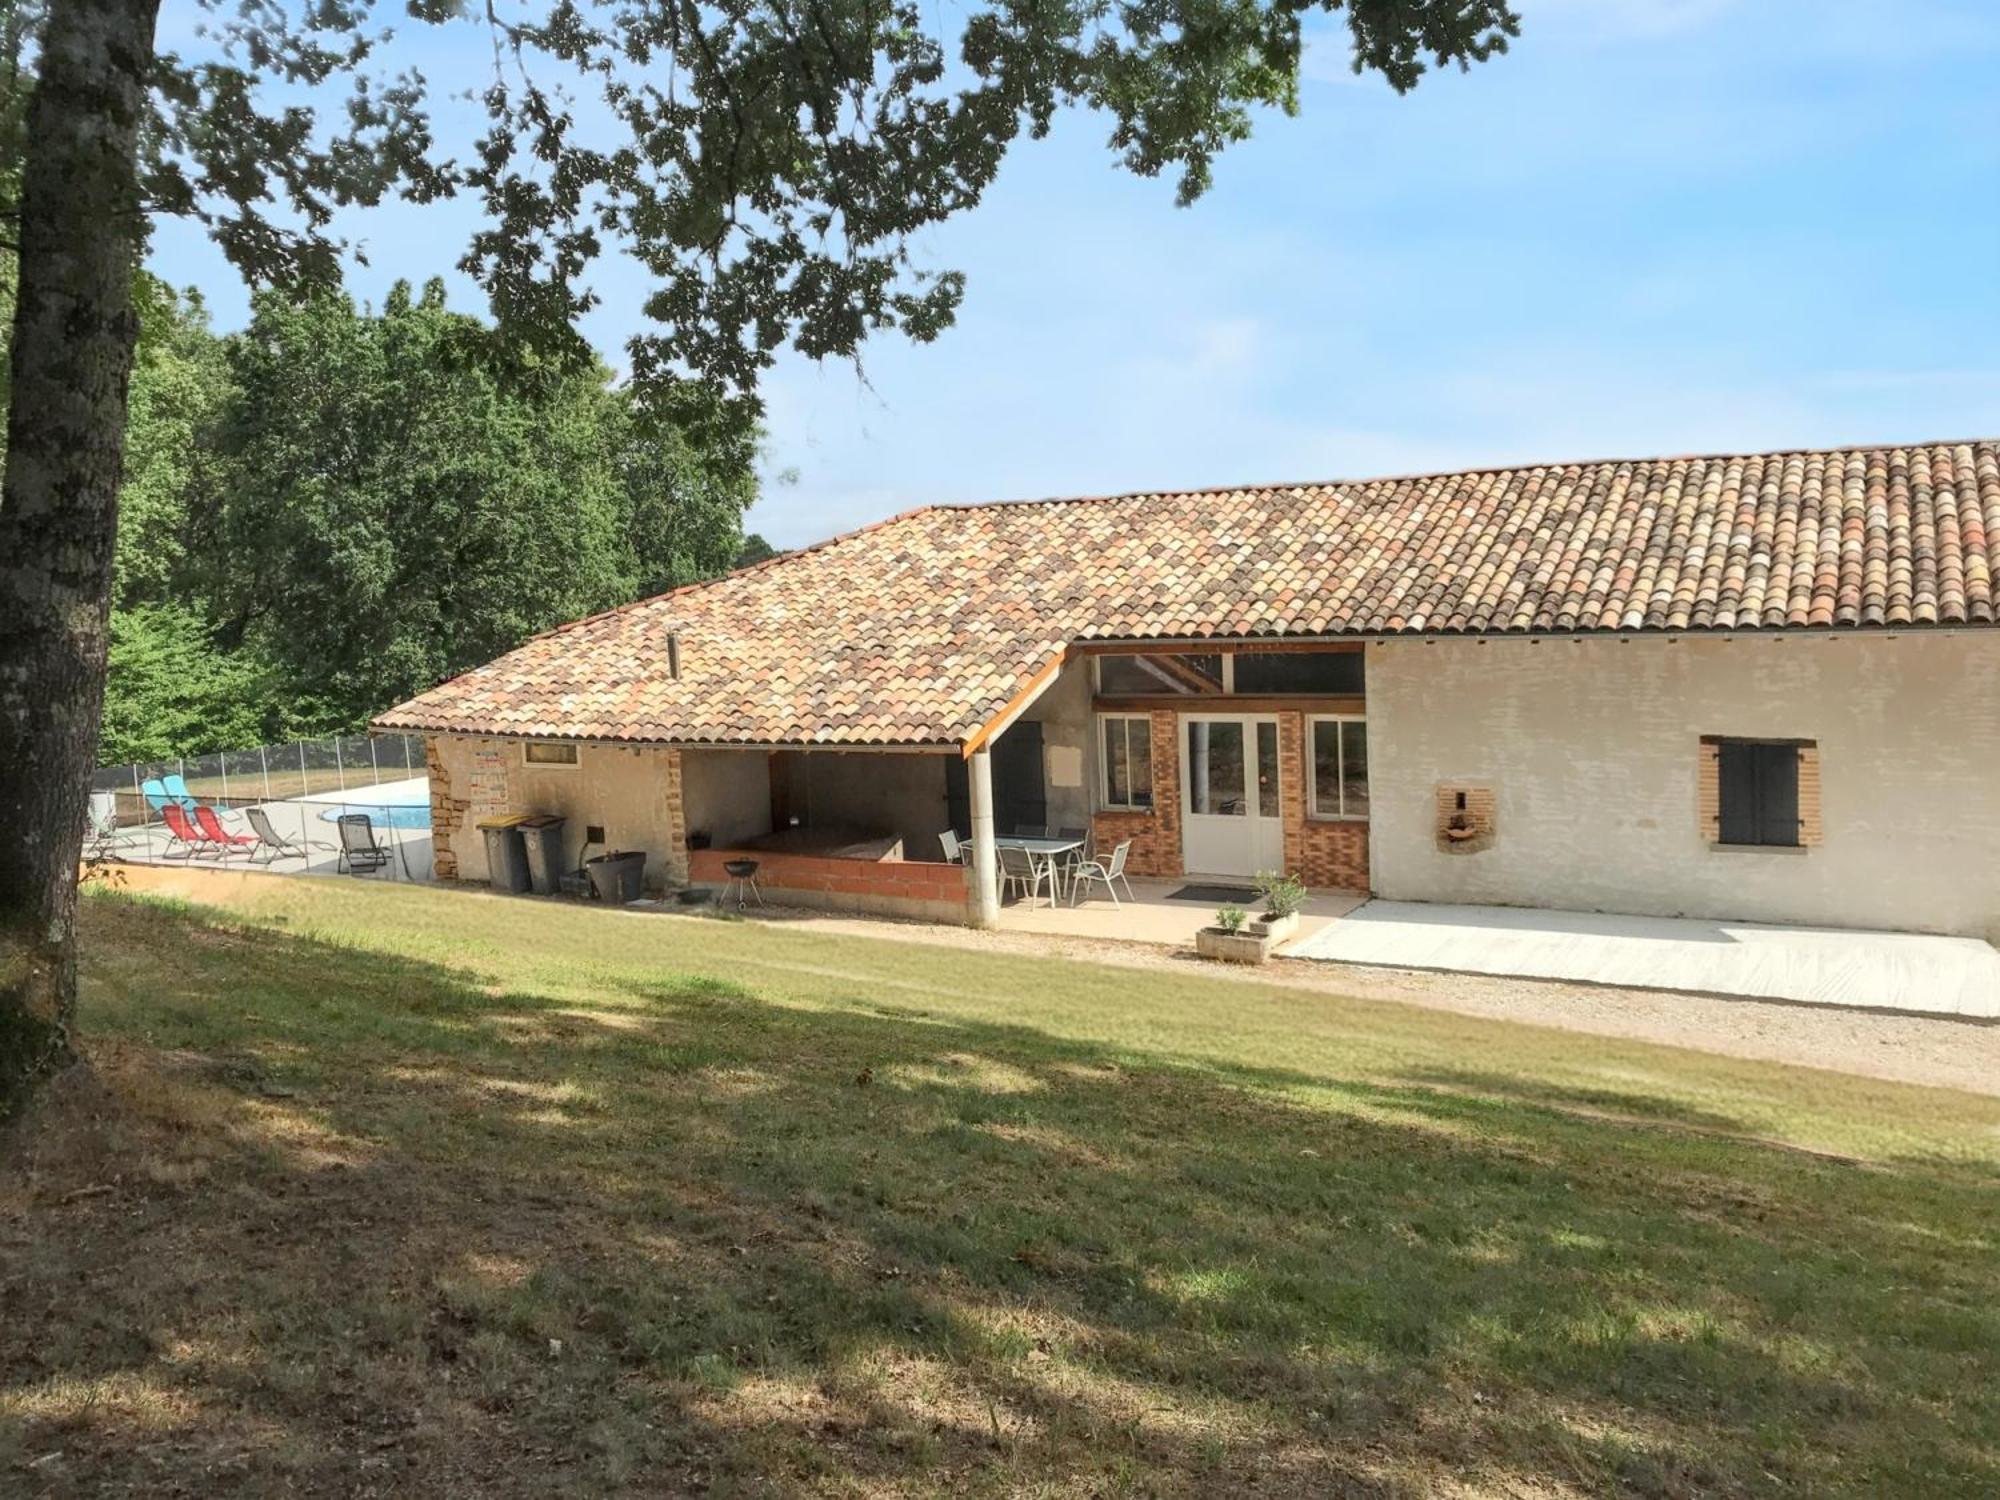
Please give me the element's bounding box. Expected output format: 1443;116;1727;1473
150;0;2000;550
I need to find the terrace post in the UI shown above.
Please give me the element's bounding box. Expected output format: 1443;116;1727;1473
968;747;1000;928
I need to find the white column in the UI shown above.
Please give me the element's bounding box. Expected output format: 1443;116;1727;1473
968;746;1000;928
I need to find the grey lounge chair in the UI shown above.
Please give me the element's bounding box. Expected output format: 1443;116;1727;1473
246;805;311;864
336;813;394;876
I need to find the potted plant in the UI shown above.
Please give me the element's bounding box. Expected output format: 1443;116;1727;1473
1196;904;1269;965
1251;871;1308;942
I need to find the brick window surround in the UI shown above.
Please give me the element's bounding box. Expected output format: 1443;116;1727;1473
1698;737;1822;848
1091;709;1370;891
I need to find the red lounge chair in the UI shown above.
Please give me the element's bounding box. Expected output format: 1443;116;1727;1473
159;803;200;859
193;805;256;857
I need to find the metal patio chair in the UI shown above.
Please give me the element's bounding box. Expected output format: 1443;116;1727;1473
1069;838;1135;908
997;844;1054;907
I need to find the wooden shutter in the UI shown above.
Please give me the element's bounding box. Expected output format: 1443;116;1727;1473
1753;743;1799;847
1706;738;1814;848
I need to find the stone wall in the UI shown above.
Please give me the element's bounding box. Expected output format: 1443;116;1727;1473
426;736;468;880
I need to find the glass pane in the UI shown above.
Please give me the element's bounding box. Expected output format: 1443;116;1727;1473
1232;650;1365;695
1256;721;1279;817
1313;721;1341;815
1340;721;1369;818
1103;720;1130;806
1098;653;1224;695
1189;721;1246;816
1128;719;1153;808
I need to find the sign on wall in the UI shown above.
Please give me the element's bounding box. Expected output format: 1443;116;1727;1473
466;745;511;815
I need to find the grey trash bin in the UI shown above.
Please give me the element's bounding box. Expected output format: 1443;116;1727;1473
584;849;646;903
478;816;531;893
518;814;567;895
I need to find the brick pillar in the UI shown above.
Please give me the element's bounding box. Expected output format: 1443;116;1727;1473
661;748;690;886
1148;708;1181;873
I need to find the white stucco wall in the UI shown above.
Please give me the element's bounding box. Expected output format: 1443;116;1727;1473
1366;633;2000;938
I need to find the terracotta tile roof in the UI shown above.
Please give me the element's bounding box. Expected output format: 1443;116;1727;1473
376;438;2000;746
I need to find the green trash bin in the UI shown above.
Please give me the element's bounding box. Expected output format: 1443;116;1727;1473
518;814;567;896
477;815;531;893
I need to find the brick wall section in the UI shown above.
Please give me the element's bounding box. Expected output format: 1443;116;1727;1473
662;748;690;885
1697;737;1821;848
1797;744;1823;846
1278;711;1370;890
427;736;469;880
1092;708;1182;877
689;848;974;924
1433;782;1497;855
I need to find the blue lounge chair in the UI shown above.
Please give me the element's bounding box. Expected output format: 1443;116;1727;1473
140;778;171;814
161;773;201;812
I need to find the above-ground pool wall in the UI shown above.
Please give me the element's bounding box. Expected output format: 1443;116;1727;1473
427;735;687;891
1364;632;2000;938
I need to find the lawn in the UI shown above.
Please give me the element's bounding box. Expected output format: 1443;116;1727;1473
4;879;1998;1496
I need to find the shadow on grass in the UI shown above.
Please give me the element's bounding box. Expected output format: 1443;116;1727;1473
4;894;1997;1496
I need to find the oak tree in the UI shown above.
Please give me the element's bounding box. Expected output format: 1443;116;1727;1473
0;0;1517;1110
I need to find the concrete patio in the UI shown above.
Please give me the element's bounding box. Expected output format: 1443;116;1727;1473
1287;901;2000;1020
995;875;1367;947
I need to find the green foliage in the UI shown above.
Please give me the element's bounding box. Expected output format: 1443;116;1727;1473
117;281;230;606
132;0;1519;429
1255;869;1308;919
98;603;278;763
93;274;757;754
1215;904;1248;934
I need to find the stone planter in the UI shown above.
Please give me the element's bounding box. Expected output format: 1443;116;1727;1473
1251;911;1300;943
1196;926;1271;965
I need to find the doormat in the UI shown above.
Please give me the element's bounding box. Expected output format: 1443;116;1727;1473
1168;884;1260;904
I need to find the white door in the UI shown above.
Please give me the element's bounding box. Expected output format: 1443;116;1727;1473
1181;715;1285;878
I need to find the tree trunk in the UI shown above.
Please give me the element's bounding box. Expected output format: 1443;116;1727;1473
0;0;159;1116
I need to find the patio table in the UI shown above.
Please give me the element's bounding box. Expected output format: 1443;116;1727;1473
994;835;1083;907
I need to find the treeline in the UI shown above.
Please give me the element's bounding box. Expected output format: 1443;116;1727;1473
96;276;767;763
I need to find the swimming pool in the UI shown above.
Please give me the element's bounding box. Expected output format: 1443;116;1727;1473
304;775;432;832
317;803;431;831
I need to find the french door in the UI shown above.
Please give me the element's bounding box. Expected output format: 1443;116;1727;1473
1180;715;1284;878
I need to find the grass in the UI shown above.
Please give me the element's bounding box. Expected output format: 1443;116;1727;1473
4;877;1998;1496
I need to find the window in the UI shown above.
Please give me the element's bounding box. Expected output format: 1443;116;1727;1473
1708;738;1809;847
522;741;579;767
1095;653;1224;695
1099;715;1154;810
1231;650;1364;696
1309;717;1369;819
